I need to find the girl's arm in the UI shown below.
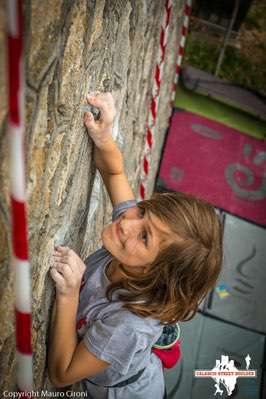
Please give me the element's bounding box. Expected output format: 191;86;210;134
84;92;135;206
48;246;109;387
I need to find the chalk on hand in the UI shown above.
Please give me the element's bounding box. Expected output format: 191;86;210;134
81;104;100;120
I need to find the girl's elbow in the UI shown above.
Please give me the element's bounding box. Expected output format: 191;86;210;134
49;375;69;388
48;368;69;388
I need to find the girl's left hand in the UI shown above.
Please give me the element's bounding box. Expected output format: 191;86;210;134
50;245;86;298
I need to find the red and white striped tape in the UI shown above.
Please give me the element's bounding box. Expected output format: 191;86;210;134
171;0;192;102
138;0;172;200
138;0;192;200
6;0;33;393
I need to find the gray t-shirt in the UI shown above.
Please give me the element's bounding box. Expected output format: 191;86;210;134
77;200;165;399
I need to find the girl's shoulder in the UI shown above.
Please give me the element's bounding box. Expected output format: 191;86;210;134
84;304;163;356
102;305;163;337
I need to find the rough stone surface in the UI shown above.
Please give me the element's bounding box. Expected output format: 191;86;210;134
0;0;184;391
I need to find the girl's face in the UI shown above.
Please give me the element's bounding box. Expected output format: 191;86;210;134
102;206;173;268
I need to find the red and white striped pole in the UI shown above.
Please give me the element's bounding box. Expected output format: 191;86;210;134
139;0;172;200
6;0;33;393
138;0;192;200
171;0;192;103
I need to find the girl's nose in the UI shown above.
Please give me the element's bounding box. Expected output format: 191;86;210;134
120;218;141;238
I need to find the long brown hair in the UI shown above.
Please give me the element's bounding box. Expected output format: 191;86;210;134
106;192;223;324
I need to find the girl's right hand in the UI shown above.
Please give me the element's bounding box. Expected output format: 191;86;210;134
84;92;116;149
50;246;86;298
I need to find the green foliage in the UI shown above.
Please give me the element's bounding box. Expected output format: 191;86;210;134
245;5;264;30
184;38;219;75
184;36;266;95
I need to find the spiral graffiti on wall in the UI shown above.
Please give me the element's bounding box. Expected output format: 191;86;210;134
225;144;266;201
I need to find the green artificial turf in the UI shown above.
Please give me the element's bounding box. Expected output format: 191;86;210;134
174;83;266;140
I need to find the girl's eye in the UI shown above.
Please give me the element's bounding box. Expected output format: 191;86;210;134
141;230;148;246
138;207;148;245
139;207;145;219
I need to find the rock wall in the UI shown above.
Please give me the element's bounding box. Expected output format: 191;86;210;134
0;0;184;391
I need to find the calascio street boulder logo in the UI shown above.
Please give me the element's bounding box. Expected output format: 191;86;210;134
194;354;257;396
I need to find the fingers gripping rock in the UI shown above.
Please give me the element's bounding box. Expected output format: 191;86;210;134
83;92;116;148
50;246;86;296
81;103;100;120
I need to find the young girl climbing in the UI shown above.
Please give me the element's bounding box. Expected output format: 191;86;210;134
48;92;223;398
